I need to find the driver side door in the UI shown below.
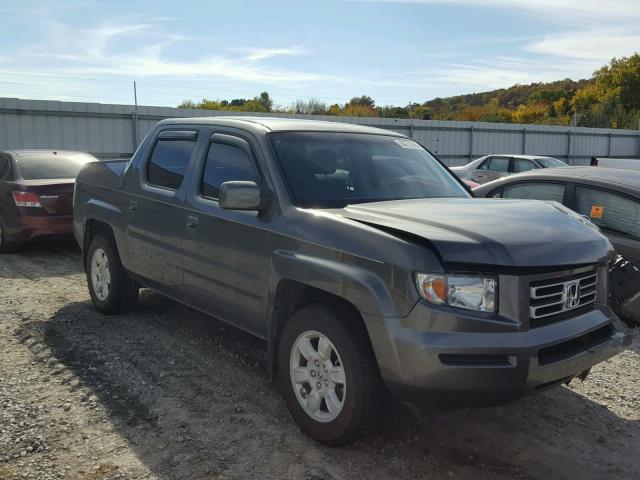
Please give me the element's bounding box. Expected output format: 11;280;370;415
182;131;272;336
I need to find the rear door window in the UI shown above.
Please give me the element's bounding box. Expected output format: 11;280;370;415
512;158;537;173
201;141;259;199
147;134;197;190
575;187;640;239
501;182;566;202
481;156;510;172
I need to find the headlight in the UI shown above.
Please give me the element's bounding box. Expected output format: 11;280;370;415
414;273;497;313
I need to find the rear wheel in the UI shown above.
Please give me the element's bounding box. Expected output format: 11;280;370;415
86;235;139;314
278;303;389;446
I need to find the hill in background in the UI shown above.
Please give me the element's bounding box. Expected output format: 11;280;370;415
180;54;640;130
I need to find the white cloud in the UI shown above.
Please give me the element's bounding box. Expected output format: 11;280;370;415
349;0;640;83
238;47;307;61
347;0;640;23
83;23;152;58
63;53;342;85
9;18;335;87
527;30;640;61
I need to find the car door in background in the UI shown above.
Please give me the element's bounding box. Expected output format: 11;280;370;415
511;158;539;174
182;132;271;336
572;186;640;263
500;182;567;203
473;156;511;184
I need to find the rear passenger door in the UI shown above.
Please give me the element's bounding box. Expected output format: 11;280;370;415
182;131;271;336
126;129;200;299
473;156;510;183
511;158;539;174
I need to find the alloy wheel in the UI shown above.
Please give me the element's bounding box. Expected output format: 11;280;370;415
290;330;346;423
90;247;111;301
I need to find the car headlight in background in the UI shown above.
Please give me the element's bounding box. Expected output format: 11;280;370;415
414;273;497;312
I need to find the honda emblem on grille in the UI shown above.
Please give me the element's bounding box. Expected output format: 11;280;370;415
564;281;581;308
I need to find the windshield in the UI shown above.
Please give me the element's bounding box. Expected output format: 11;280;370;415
16;154;96;180
537;157;566;168
269;132;469;208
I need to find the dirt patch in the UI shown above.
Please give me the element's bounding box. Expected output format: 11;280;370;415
1;242;638;479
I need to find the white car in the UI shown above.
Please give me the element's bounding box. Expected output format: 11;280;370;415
450;154;567;184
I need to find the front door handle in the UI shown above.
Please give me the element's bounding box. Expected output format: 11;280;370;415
187;215;199;229
128;200;137;214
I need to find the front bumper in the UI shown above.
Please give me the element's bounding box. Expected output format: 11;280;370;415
364;302;631;402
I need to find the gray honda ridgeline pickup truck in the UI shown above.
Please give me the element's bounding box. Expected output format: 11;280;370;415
73;117;631;446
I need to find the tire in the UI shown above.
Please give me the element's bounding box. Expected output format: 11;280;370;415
0;220;19;253
278;303;389;446
86;234;139;314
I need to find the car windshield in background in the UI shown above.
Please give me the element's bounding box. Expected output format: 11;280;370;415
537;157;566;168
16;155;95;180
269;132;469;208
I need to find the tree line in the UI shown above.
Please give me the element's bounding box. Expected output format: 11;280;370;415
178;53;640;129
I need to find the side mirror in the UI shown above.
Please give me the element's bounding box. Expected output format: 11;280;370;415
219;181;263;211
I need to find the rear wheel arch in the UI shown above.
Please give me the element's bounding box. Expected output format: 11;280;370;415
85;233;139;314
83;219;116;270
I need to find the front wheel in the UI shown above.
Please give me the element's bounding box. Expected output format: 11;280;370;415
278;303;389;446
86;235;139;314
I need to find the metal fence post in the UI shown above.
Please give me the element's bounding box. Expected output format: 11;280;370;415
522;128;527;154
132;113;138;152
469;125;474;161
567;130;572;164
607;132;612;157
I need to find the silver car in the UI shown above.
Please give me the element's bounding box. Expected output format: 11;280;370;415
450;154;567;184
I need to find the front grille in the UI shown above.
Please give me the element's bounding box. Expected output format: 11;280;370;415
529;270;597;325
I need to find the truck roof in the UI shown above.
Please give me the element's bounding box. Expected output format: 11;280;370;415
158;116;406;136
3;149;91;158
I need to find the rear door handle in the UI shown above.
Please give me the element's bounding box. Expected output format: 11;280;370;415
187;215;199;229
128;200;137;214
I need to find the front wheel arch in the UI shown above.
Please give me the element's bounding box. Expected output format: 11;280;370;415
269;279;371;377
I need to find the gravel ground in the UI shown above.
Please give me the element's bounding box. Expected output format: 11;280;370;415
0;241;638;480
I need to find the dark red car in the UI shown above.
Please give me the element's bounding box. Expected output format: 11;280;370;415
0;150;97;252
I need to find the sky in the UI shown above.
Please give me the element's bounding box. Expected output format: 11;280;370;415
1;0;639;109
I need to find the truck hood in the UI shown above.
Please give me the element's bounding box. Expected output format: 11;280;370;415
335;198;614;268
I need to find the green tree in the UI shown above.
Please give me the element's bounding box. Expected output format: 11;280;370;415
258;91;273;112
348;95;375;108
